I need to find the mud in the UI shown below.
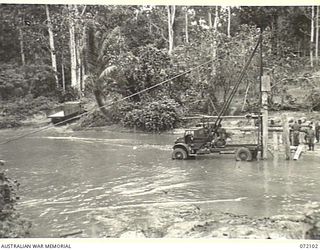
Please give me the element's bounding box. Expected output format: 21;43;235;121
89;203;319;239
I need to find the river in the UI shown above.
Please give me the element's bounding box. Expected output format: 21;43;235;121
0;127;320;237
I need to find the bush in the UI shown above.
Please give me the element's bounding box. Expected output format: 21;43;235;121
55;87;80;103
122;99;180;132
0;64;56;100
307;90;320;111
0;117;22;129
0;172;31;237
0;96;58;120
75;99;137;129
77;110;110;128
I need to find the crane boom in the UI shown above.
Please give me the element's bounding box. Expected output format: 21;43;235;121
214;36;262;129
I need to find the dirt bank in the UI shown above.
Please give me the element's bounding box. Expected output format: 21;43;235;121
88;203;320;239
0;171;31;237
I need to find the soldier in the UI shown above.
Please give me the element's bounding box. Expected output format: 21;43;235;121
217;124;226;140
214;124;227;147
291;121;300;146
298;119;305;144
305;125;316;151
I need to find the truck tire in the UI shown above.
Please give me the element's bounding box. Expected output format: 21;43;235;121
235;147;252;161
172;148;188;160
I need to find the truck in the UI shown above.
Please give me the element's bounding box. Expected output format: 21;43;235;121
172;121;261;161
172;34;263;161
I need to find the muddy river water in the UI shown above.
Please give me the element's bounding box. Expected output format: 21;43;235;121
0;128;320;237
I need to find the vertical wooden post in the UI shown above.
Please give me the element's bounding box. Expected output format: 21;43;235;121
261;75;270;160
279;134;283;144
281;114;291;160
273;132;278;151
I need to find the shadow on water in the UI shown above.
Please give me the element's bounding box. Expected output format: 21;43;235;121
0;129;320;237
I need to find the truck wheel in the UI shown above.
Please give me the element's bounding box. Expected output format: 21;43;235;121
172;148;188;160
235;147;252;161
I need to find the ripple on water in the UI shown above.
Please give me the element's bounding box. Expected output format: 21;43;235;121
5;129;320;237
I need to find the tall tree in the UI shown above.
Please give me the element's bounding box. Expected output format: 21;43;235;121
316;6;319;65
45;5;59;87
184;7;189;43
18;27;25;66
227;6;231;37
167;5;175;55
17;9;25;66
238;6;288;55
68;5;79;92
208;7;212;28
311;6;315;67
211;6;220;77
213;6;219;31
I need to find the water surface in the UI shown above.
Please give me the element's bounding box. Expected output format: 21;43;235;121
0;128;319;237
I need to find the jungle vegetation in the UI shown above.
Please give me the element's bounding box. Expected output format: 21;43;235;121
1;5;320;131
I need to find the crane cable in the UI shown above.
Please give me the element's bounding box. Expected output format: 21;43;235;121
214;36;261;129
0;59;214;146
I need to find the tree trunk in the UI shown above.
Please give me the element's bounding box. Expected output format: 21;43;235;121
167;6;171;54
213;6;219;31
311;6;315;68
211;6;219;77
77;6;87;93
167;5;175;55
68;5;79;92
208;11;212;29
61;58;65;92
81;25;87;88
76;34;82;92
45;5;59;88
18;27;25;66
17;8;26;66
316;6;319;65
227;6;231;38
185;7;189;43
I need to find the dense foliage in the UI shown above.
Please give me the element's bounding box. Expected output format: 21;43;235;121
0;96;57;128
122;99;180;132
0;64;57;100
0;5;320;131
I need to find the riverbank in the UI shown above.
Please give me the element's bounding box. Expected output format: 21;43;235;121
0;97;57;129
1;92;320;134
0;171;31;237
110;202;320;239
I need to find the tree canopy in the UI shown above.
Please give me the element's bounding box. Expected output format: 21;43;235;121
1;5;320;131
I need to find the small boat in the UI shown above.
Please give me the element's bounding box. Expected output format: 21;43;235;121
48;101;83;125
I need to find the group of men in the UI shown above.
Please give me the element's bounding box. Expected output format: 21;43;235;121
291;120;320;151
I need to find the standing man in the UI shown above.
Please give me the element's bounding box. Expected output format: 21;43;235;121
305;125;316;151
298;119;305;144
291;121;300;146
